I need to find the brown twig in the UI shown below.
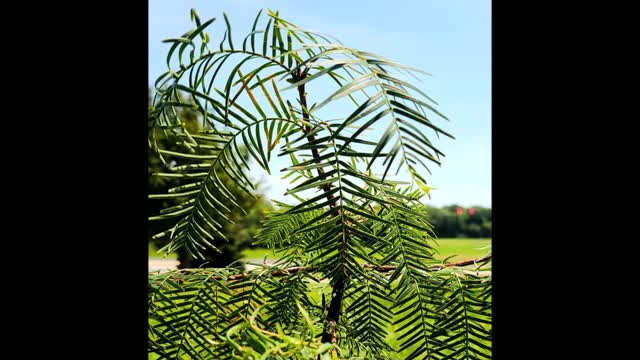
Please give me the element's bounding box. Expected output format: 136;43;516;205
153;254;493;282
363;253;493;272
292;65;348;347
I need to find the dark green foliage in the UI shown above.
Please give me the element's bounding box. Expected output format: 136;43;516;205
148;89;272;268
426;206;492;238
149;267;329;359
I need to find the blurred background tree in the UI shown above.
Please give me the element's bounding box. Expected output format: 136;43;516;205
148;89;273;269
425;205;491;238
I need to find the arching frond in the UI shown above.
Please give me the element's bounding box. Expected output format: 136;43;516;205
149;266;326;359
149;8;452;260
392;269;492;360
343;271;394;354
431;272;492;359
149;268;235;358
254;202;325;265
392;272;451;359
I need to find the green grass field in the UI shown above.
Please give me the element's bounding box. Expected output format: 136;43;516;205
429;238;491;261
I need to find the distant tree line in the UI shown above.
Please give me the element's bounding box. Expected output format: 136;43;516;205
426;205;491;238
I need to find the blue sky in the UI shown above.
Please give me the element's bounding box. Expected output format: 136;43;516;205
149;0;491;207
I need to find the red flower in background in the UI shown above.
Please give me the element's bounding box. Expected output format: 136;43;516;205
456;207;463;216
469;208;476;216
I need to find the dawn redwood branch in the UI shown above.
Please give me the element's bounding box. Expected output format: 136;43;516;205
293;64;346;349
435;253;492;268
364;253;493;272
157;254;493;282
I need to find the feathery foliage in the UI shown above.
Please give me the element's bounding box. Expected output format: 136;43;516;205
149;8;491;359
